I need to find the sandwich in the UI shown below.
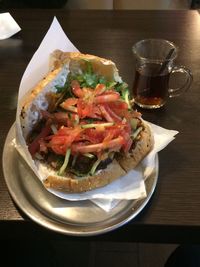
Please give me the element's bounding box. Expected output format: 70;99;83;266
18;50;154;193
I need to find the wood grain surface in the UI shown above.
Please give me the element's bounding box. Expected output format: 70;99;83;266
1;9;200;241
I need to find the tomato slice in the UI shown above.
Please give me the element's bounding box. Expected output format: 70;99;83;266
36;79;136;158
103;104;122;123
51;144;67;155
90;105;102;119
60;98;78;108
108;101;129;110
102;131;115;144
99;105;114;122
49;126;83;155
56;126;82;136
77;99;93;118
72;136;124;154
94;92;120;104
71;80;84;98
84;128;105;143
77;99;102;119
50;135;74;146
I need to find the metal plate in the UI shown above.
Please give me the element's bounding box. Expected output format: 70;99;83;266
3;124;159;236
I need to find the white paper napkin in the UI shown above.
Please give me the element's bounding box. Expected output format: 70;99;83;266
142;122;178;180
14;17;179;211
92;122;178;210
0;13;21;40
19;17;78;101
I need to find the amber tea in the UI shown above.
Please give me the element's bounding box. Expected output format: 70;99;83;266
133;63;170;108
132;39;192;109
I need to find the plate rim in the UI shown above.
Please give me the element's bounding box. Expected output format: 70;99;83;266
2;123;159;236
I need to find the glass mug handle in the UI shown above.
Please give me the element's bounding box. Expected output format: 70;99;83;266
169;66;193;97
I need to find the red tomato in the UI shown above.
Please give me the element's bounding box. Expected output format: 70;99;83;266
103;104;122;123
49;126;82;155
71;136;124;154
94;92;120;104
56;126;82;137
110;107;131;119
77;99;93;118
99;105;114;122
102;131;115;143
106;101;130;119
51;144;67;155
108;101;128;110
51;135;77;147
60;98;78;108
94;84;106;96
50;136;72;155
71;80;84;98
84;128;105;143
90;105;102;119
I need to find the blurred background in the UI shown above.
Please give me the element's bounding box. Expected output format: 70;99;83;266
0;0;200;9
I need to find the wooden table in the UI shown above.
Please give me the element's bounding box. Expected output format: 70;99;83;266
1;9;200;243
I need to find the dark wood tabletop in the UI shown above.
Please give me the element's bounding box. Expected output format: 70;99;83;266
1;9;200;243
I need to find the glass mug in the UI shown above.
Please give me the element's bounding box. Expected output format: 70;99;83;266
132;39;193;109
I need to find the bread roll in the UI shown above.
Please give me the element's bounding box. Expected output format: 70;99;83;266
19;51;154;193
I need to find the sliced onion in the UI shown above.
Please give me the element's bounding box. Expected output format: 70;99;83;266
90;158;102;175
50;124;57;134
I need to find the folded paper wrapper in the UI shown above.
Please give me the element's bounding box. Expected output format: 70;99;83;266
0;13;21;40
14;17;178;212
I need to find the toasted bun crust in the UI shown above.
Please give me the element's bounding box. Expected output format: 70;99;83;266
117;122;154;172
43;159;126;193
20;66;68;139
51;50;122;83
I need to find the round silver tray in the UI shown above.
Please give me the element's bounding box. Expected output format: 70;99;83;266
3;124;158;236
